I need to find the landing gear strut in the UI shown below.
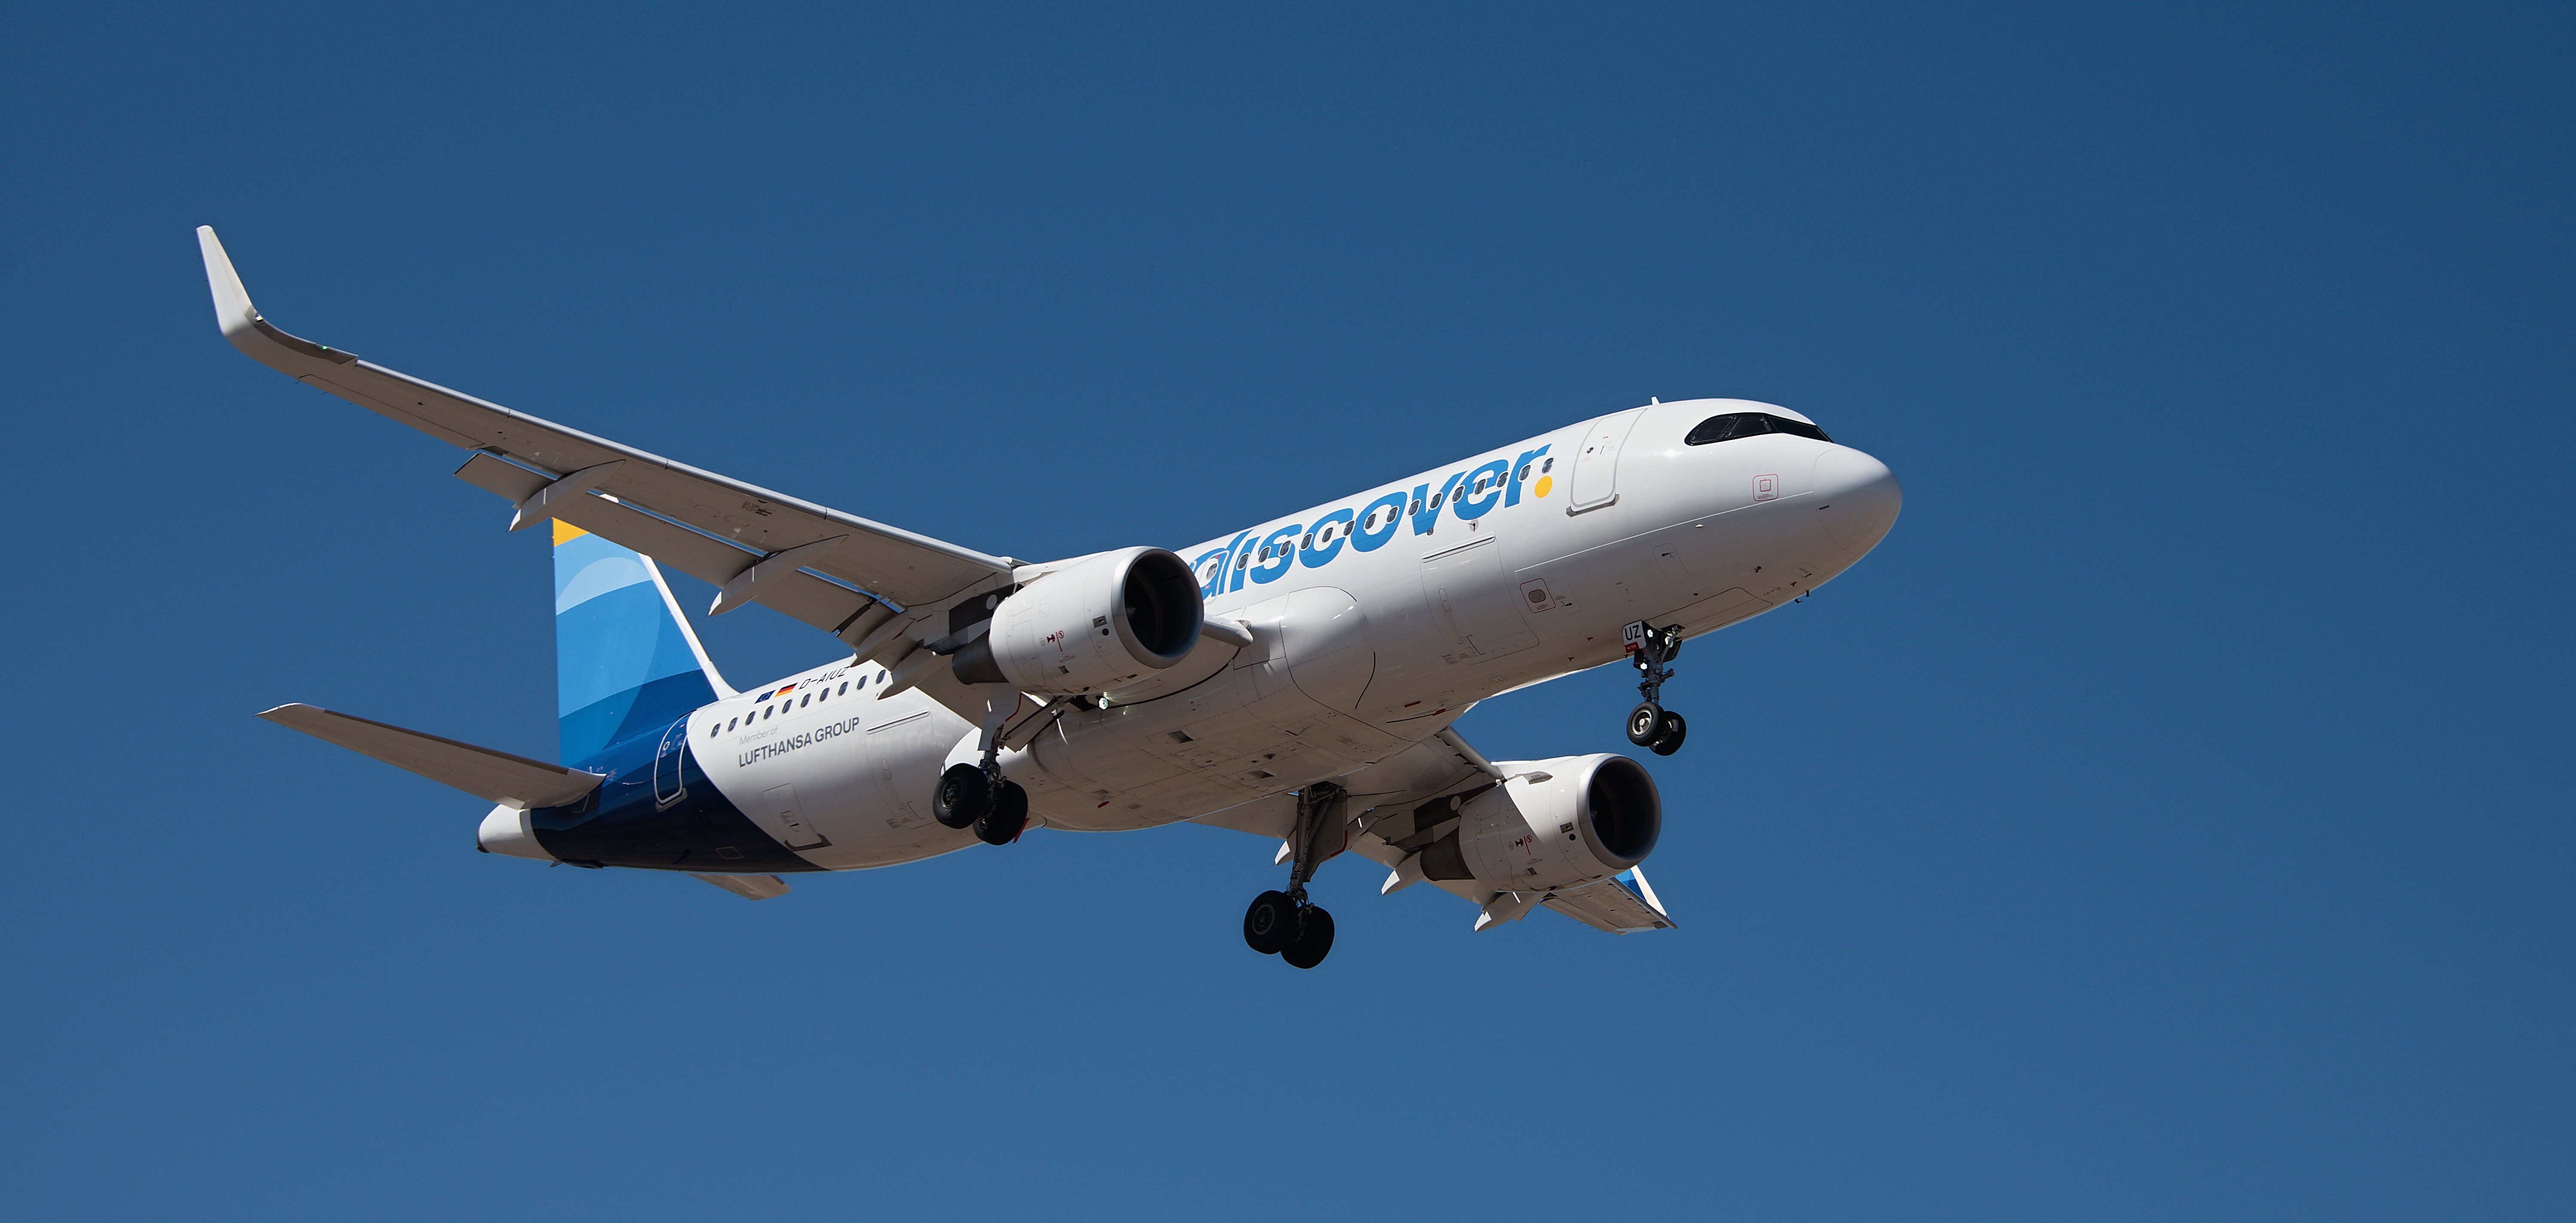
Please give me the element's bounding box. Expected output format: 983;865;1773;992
1243;781;1341;969
1623;620;1689;757
931;688;1030;845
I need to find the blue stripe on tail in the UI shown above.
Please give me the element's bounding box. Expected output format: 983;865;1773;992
553;521;718;768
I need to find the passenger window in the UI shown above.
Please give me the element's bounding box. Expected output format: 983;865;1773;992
1429;493;1443;509
800;694;811;707
727;717;737;730
1542;457;1554;473
1410;498;1422;514
840;682;849;695
1236;554;1248;569
762;706;772;720
1516;465;1530;481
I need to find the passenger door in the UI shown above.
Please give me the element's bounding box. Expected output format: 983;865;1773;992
1567;408;1643;513
652;717;690;809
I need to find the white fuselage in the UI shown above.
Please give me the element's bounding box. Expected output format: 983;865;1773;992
675;399;1898;870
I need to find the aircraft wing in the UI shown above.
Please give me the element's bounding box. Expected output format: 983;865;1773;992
1196;726;1678;935
197;227;1019;653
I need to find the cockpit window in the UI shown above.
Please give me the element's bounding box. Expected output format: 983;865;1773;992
1686;412;1832;445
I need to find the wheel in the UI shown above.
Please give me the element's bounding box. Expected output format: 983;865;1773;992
1650;710;1687;756
1626;702;1665;747
931;764;989;829
975;781;1029;845
1243;890;1297;955
1281;906;1335;969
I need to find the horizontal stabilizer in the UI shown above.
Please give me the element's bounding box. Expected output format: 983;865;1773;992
1542;867;1676;934
692;873;791;900
258;703;603;809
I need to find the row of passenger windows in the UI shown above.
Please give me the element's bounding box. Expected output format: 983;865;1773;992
708;672;878;736
1227;456;1561;567
1686;412;1832;445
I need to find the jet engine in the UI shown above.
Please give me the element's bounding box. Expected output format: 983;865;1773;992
1418;754;1661;891
951;547;1204;695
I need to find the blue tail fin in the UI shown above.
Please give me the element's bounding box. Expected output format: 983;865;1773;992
552;520;732;767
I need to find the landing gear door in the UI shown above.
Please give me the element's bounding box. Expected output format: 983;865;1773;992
1567;408;1643;514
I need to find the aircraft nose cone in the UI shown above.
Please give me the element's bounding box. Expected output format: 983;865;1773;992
1811;446;1902;555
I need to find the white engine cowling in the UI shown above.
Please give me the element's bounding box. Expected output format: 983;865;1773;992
1419;754;1661;891
951;547;1204;696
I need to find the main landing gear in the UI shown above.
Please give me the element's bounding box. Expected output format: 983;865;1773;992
932;763;1028;846
1623;620;1689;757
932;687;1033;846
1244;782;1341;969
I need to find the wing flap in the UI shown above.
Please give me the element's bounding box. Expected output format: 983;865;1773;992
1541;868;1677;933
258;703;602;809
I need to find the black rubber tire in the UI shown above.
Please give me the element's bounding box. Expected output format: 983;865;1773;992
1626;702;1665;747
1650;711;1688;756
932;764;989;829
975;782;1029;845
1243;891;1297;955
1281;906;1336;970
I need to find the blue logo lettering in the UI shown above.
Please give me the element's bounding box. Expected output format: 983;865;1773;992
1351;492;1406;552
1455;459;1510;520
1301;507;1356;567
1249;524;1300;584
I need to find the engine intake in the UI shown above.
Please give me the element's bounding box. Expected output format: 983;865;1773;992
1419;754;1661;891
951;547;1204;695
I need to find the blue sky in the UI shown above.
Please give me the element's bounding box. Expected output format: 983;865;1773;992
2;3;2567;1218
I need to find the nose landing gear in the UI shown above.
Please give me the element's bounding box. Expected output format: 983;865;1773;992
1242;782;1343;969
1624;621;1689;757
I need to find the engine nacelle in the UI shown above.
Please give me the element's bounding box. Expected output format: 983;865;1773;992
1420;754;1661;891
951;547;1204;696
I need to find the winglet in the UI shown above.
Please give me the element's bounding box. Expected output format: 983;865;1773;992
194;225;356;368
196;225;260;348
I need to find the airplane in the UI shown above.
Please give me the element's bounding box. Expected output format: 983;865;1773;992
200;225;1901;969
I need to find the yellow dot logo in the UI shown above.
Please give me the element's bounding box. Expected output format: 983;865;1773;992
1532;475;1553;499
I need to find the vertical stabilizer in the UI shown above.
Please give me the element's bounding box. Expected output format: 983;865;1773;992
553;520;732;767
